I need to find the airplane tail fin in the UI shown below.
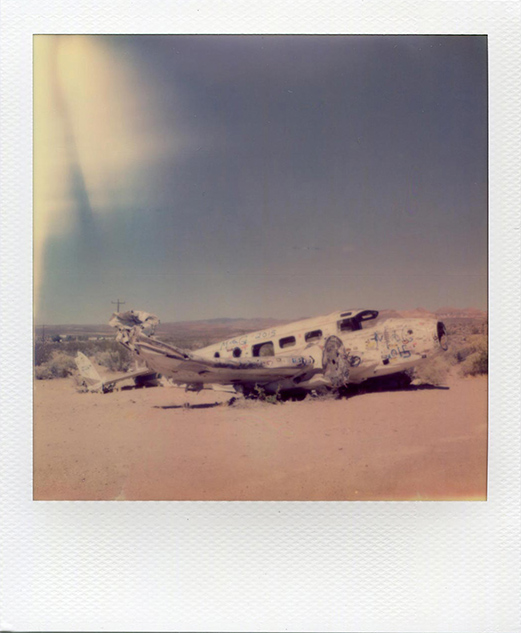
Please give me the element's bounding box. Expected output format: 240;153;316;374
75;352;104;391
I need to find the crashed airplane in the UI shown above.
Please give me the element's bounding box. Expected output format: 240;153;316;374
105;308;448;398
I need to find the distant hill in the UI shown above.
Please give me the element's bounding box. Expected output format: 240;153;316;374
156;317;293;348
36;306;487;343
381;307;487;320
434;307;487;319
377;309;403;320
158;317;291;334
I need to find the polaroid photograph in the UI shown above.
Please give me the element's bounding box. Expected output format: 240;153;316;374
33;34;488;502
1;2;519;632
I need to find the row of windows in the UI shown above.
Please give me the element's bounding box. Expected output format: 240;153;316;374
251;328;323;357
215;329;324;358
215;312;377;359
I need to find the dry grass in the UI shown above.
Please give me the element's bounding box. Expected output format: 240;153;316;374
458;334;488;377
411;327;488;386
34;340;133;379
35;351;77;379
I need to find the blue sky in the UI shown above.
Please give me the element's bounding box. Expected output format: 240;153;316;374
35;35;487;324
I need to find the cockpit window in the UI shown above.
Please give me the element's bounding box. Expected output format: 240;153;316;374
338;318;361;332
338;310;378;332
357;310;379;322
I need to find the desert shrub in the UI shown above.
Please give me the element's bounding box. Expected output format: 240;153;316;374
60;339;120;357
94;349;132;372
34;342;54;366
232;389;282;407
36;351;78;379
460;350;488;376
411;355;452;386
34;338;132;366
35;343;133;378
459;335;488;376
310;387;338;401
410;344;463;386
250;384;282;404
48;351;77;377
467;334;487;352
412;333;488;384
35;365;53;380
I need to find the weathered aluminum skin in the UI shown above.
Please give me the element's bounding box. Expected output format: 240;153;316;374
109;309;447;395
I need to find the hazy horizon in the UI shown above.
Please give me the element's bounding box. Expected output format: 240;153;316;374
35;305;488;328
34;35;488;325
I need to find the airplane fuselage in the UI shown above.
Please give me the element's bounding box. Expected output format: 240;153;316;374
109;308;448;396
197;309;447;388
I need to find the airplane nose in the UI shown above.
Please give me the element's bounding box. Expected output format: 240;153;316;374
437;321;448;350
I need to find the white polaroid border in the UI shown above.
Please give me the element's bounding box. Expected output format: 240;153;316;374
1;2;520;632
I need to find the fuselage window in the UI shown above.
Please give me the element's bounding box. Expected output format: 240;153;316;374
279;336;296;349
252;341;275;357
305;329;322;343
232;347;242;358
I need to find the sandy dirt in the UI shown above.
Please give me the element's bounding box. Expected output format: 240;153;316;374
33;375;487;500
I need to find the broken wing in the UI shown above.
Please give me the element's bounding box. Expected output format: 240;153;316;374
128;332;318;386
109;311;318;387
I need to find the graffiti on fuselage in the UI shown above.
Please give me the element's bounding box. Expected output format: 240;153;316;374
219;336;248;351
252;329;277;341
213;319;431;365
381;346;412;361
363;326;415;362
259;355;315;367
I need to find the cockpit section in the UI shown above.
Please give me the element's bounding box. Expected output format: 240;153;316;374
337;310;378;333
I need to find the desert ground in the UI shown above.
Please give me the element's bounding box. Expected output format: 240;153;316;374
33;372;487;501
